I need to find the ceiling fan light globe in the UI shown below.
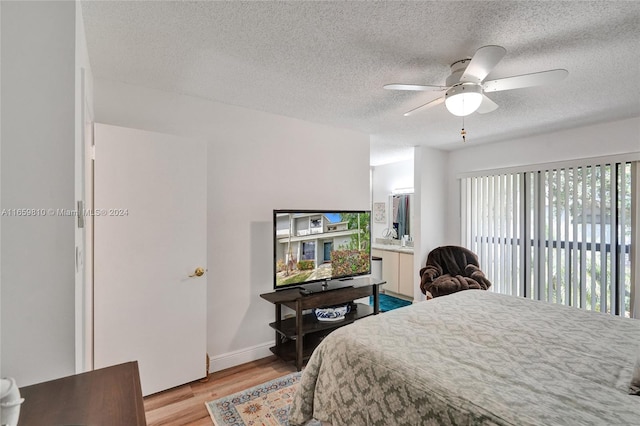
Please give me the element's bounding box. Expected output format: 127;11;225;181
445;84;483;116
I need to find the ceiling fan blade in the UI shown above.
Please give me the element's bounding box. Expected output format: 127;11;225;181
460;45;507;84
477;95;499;114
483;69;568;92
384;83;448;91
404;96;445;116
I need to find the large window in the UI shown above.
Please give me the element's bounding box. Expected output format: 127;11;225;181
461;161;634;317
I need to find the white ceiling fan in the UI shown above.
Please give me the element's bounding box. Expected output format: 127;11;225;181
384;45;568;117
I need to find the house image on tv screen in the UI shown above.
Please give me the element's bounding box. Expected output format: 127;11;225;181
274;211;371;287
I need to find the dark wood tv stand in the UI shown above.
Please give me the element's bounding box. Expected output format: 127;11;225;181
260;277;385;370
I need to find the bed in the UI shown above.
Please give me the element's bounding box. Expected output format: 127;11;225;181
289;291;640;425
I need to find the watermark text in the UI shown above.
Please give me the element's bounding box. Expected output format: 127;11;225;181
1;208;129;217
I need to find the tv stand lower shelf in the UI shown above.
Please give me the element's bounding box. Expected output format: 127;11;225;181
260;278;385;370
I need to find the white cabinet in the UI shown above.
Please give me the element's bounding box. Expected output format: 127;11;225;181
372;249;399;293
398;252;414;297
372;249;414;299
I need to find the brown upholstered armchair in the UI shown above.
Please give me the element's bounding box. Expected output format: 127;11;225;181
419;246;492;299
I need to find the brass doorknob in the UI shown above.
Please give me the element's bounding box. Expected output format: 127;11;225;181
189;267;205;277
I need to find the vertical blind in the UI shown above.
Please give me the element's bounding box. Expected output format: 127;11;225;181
461;162;633;317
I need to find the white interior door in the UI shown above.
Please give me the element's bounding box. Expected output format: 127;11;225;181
94;123;207;396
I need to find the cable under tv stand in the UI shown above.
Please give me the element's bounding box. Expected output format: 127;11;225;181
260;277;386;371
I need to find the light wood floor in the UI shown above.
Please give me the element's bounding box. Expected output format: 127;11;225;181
143;356;298;426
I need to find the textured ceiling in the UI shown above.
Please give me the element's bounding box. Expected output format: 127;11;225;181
81;1;640;165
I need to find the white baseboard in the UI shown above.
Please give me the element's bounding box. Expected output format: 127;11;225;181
209;341;273;373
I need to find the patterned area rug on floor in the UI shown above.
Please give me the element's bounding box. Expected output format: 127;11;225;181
205;372;320;426
371;293;412;312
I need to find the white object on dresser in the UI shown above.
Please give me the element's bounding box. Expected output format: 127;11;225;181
1;377;24;426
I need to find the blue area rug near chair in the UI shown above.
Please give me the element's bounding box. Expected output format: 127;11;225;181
371;293;412;312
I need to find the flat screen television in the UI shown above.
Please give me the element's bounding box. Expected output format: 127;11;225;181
273;209;371;291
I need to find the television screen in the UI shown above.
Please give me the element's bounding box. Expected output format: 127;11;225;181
273;210;371;290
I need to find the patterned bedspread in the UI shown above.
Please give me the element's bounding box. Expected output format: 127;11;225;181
289;291;640;425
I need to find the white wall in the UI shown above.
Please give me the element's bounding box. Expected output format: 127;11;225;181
413;146;449;301
371;159;413;239
1;1;77;386
1;1;3;382
93;79;371;370
445;117;640;243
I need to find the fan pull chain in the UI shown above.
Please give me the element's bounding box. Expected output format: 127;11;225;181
461;116;467;142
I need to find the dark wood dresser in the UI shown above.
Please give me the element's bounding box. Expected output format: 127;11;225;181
18;361;146;426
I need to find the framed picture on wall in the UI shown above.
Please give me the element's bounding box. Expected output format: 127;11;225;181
373;202;386;223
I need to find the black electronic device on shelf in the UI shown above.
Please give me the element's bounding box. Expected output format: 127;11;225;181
297;278;354;295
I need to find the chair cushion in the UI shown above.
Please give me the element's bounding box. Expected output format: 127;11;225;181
424;274;485;298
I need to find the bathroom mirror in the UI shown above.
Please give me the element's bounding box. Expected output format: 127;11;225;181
390;193;413;241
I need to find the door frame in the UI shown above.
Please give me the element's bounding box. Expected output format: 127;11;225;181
75;66;94;374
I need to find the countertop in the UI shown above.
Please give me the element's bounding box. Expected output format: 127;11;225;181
371;244;414;254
